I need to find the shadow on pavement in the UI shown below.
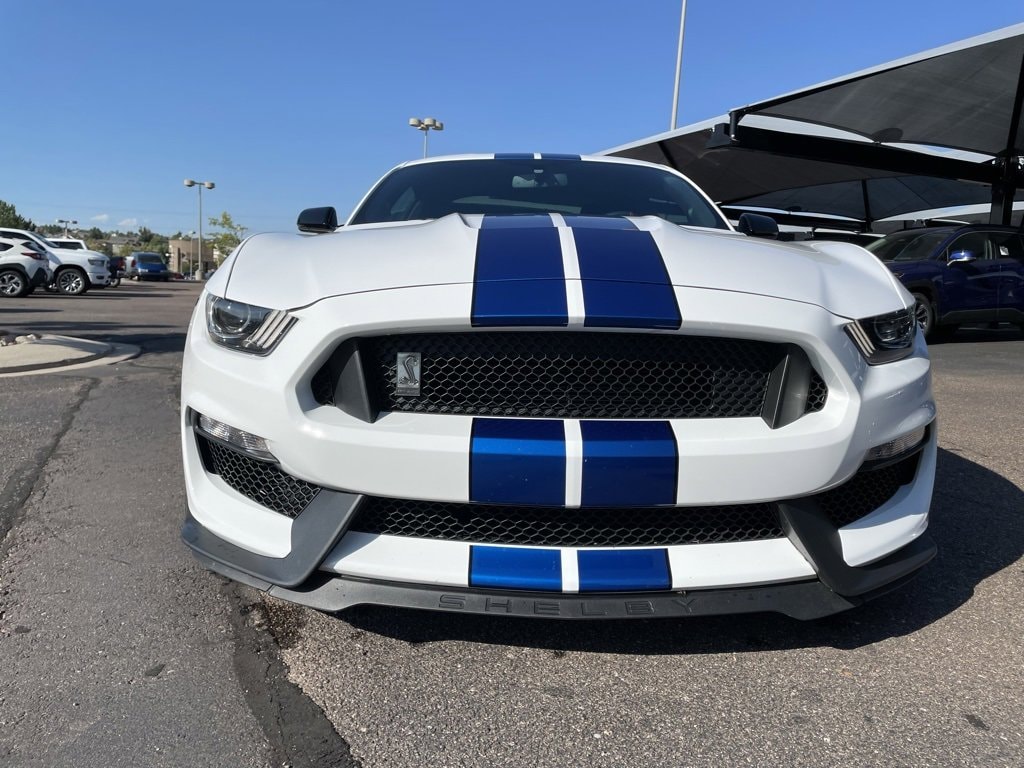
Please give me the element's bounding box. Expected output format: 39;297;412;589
338;448;1022;654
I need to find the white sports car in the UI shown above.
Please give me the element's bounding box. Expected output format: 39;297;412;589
181;153;936;620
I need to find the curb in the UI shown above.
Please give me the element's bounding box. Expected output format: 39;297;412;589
0;335;141;377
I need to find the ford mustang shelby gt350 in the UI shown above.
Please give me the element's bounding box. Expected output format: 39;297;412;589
181;153;936;620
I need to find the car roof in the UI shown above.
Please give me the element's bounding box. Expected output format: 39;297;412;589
396;152;666;171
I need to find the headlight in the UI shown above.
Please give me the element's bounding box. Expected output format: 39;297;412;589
205;294;295;355
845;307;916;364
88;258;106;266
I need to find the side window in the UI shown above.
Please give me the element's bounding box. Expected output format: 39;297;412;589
987;231;1024;261
0;243;10;252
946;232;989;261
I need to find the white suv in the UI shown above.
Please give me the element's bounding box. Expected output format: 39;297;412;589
0;228;110;295
0;237;52;297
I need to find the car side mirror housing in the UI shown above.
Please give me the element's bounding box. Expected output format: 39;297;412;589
297;207;339;233
947;249;977;265
737;212;779;239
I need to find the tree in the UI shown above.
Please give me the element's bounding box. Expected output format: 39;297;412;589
0;200;34;230
207;211;248;257
87;227;104;240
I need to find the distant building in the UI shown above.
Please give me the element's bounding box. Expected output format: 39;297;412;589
168;239;215;274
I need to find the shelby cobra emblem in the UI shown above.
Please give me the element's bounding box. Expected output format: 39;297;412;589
396;352;422;396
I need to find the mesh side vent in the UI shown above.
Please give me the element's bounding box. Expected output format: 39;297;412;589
198;434;321;518
815;454;918;528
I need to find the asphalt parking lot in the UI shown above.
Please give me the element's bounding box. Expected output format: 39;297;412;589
0;283;1021;767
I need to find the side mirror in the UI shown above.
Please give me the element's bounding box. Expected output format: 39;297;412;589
947;249;976;265
737;212;779;239
297;207;339;233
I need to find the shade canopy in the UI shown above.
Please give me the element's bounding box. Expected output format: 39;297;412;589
605;23;1024;227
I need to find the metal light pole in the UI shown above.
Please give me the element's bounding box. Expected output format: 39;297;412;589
183;179;215;279
409;117;444;157
56;219;77;237
670;0;688;130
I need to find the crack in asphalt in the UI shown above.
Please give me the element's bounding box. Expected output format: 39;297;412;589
223;582;361;768
0;378;96;556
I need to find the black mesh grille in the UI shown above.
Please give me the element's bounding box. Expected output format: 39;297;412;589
359;332;793;419
815;453;919;528
197;434;321;518
347;498;783;547
806;371;828;413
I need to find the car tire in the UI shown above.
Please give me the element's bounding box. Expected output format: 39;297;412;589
55;267;88;296
912;292;937;340
109;276;121;287
0;269;30;298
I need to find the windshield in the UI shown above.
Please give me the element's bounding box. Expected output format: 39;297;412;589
350;158;729;229
865;230;950;262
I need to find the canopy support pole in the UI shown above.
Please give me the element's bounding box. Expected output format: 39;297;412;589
990;49;1024;224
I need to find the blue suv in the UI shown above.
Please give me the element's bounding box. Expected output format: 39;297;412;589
865;225;1024;339
126;251;171;282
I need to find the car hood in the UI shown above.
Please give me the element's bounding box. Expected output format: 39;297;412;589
218;214;910;320
50;248;108;263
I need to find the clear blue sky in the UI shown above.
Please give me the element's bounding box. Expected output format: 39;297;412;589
3;0;1021;236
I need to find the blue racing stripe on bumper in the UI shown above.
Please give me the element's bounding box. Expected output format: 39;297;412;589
472;217;567;326
573;227;681;329
580;421;678;506
577;549;671;592
470;546;562;591
470;419;566;505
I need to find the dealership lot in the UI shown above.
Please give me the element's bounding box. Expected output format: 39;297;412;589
0;284;1021;767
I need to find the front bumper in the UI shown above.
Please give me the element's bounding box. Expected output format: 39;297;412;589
88;267;110;286
182;509;935;621
182;285;937;618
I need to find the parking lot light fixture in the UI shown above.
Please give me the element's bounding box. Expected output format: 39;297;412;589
56;218;78;237
184;179;215;279
409;117;444;158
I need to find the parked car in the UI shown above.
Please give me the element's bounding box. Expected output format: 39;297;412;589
0;227;109;295
126;251;171;281
105;255;125;287
865;224;1024;338
0;236;51;297
181;153;936;621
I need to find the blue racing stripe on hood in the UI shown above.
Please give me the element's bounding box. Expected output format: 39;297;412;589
577;549;671;592
470;418;566;505
493;153;535;160
472;215;568;326
573;227;682;329
470;546;562;591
